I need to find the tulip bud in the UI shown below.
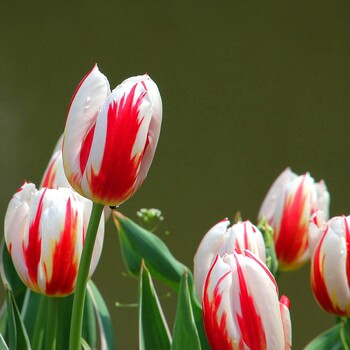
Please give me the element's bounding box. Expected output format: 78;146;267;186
4;183;104;296
258;167;329;271
62;64;162;206
202;251;291;350
194;219;266;300
309;212;350;316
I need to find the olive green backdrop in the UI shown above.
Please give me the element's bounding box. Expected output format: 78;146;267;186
1;1;350;349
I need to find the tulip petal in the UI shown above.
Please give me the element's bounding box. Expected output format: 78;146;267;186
194;219;230;299
279;296;292;350
274;173;314;270
82;76;155;205
308;211;327;256
202;255;237;350
315;180;330;218
63;64;110;193
258;167;297;223
311;216;350;315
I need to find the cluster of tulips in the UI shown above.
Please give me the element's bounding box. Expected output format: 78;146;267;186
1;64;350;349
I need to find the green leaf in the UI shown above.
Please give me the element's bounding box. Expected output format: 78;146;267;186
186;273;211;350
0;302;8;339
139;262;171;350
171;268;201;350
21;290;42;340
116;212;211;350
82;288;96;349
5;291;31;350
87;280;115;350
115;212;185;290
304;323;342;350
0;333;9;350
0;240;26;307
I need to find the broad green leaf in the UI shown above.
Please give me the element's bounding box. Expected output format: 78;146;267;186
139;262;171;350
115;212;185;290
0;333;9;350
304;323;342;350
0;303;8;339
171;268;201;350
82;288;97;349
186;273;211;350
87;280;115;350
0;240;26;307
5;291;31;350
116;212;211;350
21;289;42;340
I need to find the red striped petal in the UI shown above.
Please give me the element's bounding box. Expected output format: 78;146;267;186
22;189;46;288
88;84;147;204
203;256;235;350
275;175;310;269
45;198;79;296
311;227;346;316
234;254;267;350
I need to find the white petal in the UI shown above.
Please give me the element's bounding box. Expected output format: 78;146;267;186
258;167;297;223
308;210;327;256
63;65;110;188
193;219;230;300
134;75;163;190
315;180;330;219
323;217;350;309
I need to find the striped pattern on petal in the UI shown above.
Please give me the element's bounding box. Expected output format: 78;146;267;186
63;64;110;195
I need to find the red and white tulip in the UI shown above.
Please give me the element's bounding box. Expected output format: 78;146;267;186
4;182;104;296
194;219;266;300
258;167;329;271
62;65;162;206
203;251;291;350
309;211;350;316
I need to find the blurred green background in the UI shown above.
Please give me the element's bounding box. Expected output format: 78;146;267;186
1;1;350;348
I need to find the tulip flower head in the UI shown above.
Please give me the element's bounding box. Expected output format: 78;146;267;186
194;219;266;300
4;182;104;296
309;211;350;316
202;251;291;350
62;65;162;206
258;167;329;271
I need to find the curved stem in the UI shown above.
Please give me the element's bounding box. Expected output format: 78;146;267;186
69;203;104;350
32;295;47;350
45;297;59;350
340;317;350;350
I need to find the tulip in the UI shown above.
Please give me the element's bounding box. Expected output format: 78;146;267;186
194;219;266;300
4;182;104;296
202;251;291;350
309;211;350;316
258;167;329;271
62;64;162;206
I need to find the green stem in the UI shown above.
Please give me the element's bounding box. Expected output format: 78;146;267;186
45;297;59;350
32;295;47;350
340;317;350;350
69;203;104;350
